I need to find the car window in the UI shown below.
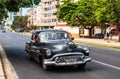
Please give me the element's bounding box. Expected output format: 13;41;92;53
39;32;70;43
40;34;47;42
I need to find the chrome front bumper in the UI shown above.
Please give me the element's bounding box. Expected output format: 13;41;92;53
44;53;91;66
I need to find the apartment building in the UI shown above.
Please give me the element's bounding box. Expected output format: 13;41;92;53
27;4;43;29
40;0;58;28
28;0;59;29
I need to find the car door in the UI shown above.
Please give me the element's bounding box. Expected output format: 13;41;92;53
31;45;40;62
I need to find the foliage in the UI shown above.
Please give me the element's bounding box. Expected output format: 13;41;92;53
105;0;120;26
103;0;120;41
57;0;78;25
2;0;40;12
13;16;28;30
57;0;113;37
0;2;8;23
0;0;40;23
29;25;37;30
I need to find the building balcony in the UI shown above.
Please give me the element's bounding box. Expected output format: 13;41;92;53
40;22;57;26
41;0;53;3
52;1;60;5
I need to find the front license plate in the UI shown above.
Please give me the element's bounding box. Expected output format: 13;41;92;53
65;59;77;63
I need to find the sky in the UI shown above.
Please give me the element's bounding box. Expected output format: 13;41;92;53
21;8;31;16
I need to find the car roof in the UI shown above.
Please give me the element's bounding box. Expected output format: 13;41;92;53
34;29;69;34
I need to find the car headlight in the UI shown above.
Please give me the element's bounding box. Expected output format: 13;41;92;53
85;49;90;53
46;49;52;56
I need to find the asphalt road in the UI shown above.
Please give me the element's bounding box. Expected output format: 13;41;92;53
0;32;120;79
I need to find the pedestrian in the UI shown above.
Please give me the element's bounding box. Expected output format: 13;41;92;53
31;29;34;35
106;32;109;40
104;32;109;40
109;32;113;40
32;34;40;45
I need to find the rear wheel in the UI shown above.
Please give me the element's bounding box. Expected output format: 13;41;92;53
28;52;32;60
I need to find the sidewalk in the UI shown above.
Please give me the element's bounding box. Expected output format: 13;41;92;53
74;37;120;47
0;47;5;79
0;59;5;79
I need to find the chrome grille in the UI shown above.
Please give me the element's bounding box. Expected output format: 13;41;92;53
54;54;83;63
59;55;82;59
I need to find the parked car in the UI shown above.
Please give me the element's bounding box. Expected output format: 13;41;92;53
95;33;104;39
2;29;6;33
16;28;24;32
25;29;91;70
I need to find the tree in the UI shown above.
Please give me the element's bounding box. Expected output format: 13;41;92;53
105;0;120;41
0;0;40;23
13;16;28;30
75;0;98;37
58;0;107;37
57;0;78;24
0;2;8;23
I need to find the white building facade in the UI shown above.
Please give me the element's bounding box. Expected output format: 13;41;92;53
4;11;22;31
40;0;58;28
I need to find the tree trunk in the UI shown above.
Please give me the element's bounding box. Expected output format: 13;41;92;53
88;28;92;38
84;26;94;38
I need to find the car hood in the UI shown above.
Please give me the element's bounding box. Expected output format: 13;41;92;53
48;42;76;54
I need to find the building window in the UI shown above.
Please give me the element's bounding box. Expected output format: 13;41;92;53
52;19;56;22
13;12;17;16
48;1;51;5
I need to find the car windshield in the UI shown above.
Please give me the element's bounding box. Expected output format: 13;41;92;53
39;32;70;43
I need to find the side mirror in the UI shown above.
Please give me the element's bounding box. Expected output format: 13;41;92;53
69;37;74;41
32;40;36;44
71;37;74;40
31;35;33;40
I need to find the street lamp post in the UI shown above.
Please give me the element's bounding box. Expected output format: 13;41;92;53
31;0;35;7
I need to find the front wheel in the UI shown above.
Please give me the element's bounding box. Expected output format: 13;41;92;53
42;63;49;71
41;57;52;71
77;63;86;69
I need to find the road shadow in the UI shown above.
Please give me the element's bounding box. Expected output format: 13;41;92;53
42;61;105;73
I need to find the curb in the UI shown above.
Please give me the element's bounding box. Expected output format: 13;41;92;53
0;45;19;79
0;57;5;79
74;38;120;47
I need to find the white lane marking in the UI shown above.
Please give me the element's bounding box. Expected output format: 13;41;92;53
93;60;120;70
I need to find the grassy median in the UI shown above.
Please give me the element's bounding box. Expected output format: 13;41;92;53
74;41;120;50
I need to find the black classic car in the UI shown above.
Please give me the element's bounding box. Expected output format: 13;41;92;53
25;29;91;70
